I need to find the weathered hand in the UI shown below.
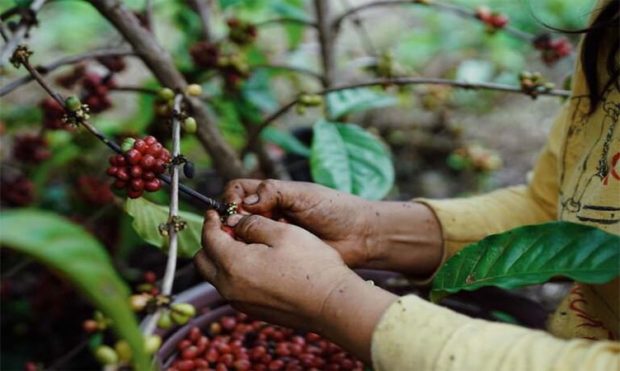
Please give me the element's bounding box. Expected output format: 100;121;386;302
223;179;375;268
196;210;354;330
195;210;397;363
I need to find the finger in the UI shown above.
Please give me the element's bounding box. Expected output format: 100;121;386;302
222;179;262;205
194;250;217;282
238;179;296;215
232;214;297;246
201;210;243;261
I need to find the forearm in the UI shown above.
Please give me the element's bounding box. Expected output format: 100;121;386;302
364;201;443;277
316;271;398;364
372;295;620;371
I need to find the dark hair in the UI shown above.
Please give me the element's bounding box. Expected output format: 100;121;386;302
579;0;619;111
532;0;620;113
547;0;619;111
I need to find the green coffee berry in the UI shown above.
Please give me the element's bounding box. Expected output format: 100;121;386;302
94;345;118;365
121;138;136;153
170;311;190;325
182;117;197;134
186;84;202;97
65;96;82;112
171;303;196;317
144;335;162;354
157;310;173;330
114;340;133;362
158;88;175;101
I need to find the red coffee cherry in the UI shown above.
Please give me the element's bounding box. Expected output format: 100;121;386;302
13;134;51;164
190;41;220;69
0;175;35;207
81;73;114;113
40;98;68;130
106;136;171;198
76;176;114;206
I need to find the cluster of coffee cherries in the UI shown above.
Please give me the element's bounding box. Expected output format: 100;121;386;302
0;174;35;207
40;97;70;130
92;330;162;367
447;144;502;173
82;72;115;113
153;86;200;136
106;136;171;199
518;71;555;98
75;175;115;206
97;55;127;73
168;313;364;371
474;6;509;30
82;272;174;366
533;34;572;65
129;272;198;328
295;93;323;115
12;133;51;164
227;18;258;45
189;42;250;90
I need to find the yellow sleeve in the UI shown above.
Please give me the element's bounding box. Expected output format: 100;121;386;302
416;103;570;261
371;295;620;371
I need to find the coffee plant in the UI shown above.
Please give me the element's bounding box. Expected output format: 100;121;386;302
2;0;611;370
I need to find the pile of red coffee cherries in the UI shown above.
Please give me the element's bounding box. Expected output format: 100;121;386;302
106;136;171;199
167;313;364;371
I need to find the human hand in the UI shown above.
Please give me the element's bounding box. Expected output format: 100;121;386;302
222;179;375;268
196;210;354;330
195;210;397;363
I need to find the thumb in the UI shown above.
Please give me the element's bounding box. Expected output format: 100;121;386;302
232;214;294;246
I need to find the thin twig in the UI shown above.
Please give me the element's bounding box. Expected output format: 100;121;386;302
1;6;21;21
163;93;183;297
143;93;184;336
0;0;46;67
46;338;89;371
1;48;134;97
144;0;154;33
20;53;64;103
90;0;245;180
1;258;33;279
339;0;378;56
332;0;534;42
245;77;571;147
254;17;318;28
191;0;212;41
16;48;226;212
314;0;335;89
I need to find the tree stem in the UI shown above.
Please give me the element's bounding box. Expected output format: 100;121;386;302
314;0;335;88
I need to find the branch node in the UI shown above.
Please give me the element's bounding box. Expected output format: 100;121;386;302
9;44;32;68
221;202;239;221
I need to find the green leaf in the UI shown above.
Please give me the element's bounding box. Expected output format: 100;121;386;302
125;198;203;258
0;210;149;371
431;222;620;302
261;127;310;157
326;88;398;120
310;119;394;200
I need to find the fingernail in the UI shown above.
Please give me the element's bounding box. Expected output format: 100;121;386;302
226;214;243;227
243;194;259;205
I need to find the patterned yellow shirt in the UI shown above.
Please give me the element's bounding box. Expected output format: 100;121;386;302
371;1;619;369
